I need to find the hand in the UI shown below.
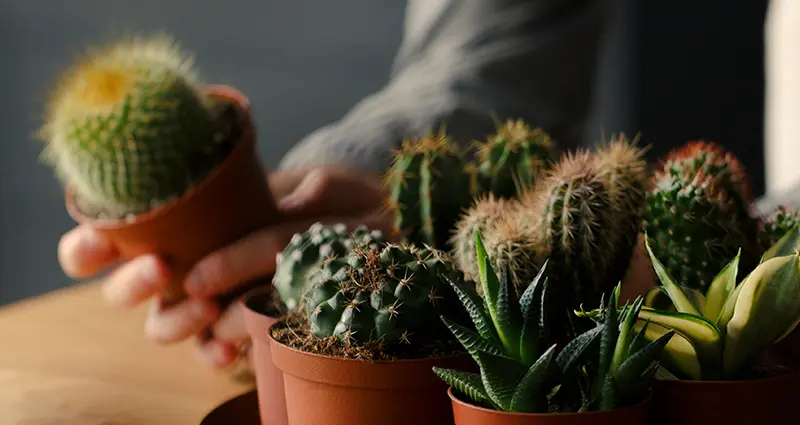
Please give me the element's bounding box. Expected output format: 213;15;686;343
57;165;397;369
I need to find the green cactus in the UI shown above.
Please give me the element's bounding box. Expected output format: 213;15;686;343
758;206;800;252
273;222;387;311
39;35;235;218
643;141;758;292
383;129;473;251
433;232;672;413
471;119;555;199
303;242;470;347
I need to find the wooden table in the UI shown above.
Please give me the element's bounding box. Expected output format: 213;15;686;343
0;282;253;425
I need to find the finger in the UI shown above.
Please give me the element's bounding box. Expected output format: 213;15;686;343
144;297;220;344
58;224;119;279
210;301;249;343
101;254;172;308
267;167;313;199
194;337;240;369
277;166;386;217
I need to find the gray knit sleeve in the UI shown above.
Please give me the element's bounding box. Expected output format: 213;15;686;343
278;0;615;176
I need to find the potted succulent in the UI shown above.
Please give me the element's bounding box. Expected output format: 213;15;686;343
581;232;800;425
432;232;673;425
266;241;478;425
38;34;280;307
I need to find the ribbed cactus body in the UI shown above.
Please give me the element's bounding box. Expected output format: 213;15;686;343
385;131;472;250
40;36;229;218
273;223;386;311
304;243;467;346
758;206;800;251
643;141;757;291
472;120;555;199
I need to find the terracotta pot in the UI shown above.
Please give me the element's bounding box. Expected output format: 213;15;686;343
650;372;800;425
268;326;474;425
243;287;288;425
65;84;281;306
447;387;651;425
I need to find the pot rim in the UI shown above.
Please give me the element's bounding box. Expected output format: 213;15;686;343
653;370;800;386
64;84;254;229
266;320;468;364
447;386;653;418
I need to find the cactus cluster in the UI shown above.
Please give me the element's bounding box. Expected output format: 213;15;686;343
758;206;800;252
39;35;238;219
273;222;387;311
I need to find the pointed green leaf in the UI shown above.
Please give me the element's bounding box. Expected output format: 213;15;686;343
519;260;548;319
482;257;503;329
496;265;523;356
614;330;674;392
635;320;702;380
474;231;499;307
597;374;619;411
628;319;651;355
432;367;493;407
611;296;644;373
520;276;549;364
704;250;740;321
716;278;745;329
644;235;701;315
644;287;675;311
592;293;619;401
441;316;505;358
556;325;602;375
475;350;529;411
723;253;800;377
761;224;800;263
444;274;499;344
509;344;558;413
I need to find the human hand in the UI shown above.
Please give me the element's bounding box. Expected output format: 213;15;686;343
57;165;397;369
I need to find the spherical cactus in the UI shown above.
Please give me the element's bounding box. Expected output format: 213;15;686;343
383;129;473;251
273;222;387;311
38;35;232;218
303;242;469;347
643;141;758;291
758;206;800;251
471;119;555;199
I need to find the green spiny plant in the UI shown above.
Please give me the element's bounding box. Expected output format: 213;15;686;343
302;242;471;348
273;222;387;311
383;129;473;251
470;119;556;199
758;206;800;252
450;193;519;284
39;35;236;219
433;231;673;413
642;141;759;292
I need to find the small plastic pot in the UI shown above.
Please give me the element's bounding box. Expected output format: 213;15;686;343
243;287;288;425
268;324;474;425
447;387;651;425
64;84;281;306
650;372;800;425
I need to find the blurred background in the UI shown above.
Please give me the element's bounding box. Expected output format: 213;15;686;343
0;0;769;305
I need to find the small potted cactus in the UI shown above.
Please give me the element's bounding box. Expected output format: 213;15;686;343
433;232;672;425
583;231;800;425
38;35;280;306
266;241;477;425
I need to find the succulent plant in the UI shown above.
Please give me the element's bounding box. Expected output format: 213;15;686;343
470;119;555;199
433;231;672;413
642;141;759;292
273;222;387;311
450;193;518;284
383;129;473;251
302;242;471;347
38;35;237;219
758;206;800;252
585;229;800;381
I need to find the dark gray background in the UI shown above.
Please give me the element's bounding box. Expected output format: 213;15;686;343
0;0;769;305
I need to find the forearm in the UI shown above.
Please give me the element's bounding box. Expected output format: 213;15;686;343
278;0;616;176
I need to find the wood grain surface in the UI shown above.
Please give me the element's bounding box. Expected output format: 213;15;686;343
0;282;253;425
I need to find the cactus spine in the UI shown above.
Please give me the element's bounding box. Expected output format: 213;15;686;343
384;129;473;250
758;206;800;251
39;35;234;219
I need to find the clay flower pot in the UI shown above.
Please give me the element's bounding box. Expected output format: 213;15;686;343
243;287;288;425
64;85;281;305
268;324;474;425
447;387;651;425
650;373;800;425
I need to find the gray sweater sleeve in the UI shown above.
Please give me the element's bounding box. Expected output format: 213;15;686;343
278;0;615;176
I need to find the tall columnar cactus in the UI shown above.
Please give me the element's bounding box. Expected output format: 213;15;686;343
758;206;800;252
592;134;649;285
384;129;473;250
471;119;555;199
643;141;758;292
303;242;471;347
273;222;387;311
449;193;519;283
38;35;234;218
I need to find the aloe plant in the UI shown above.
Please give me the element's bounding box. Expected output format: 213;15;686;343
582;226;800;381
432;231;673;413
